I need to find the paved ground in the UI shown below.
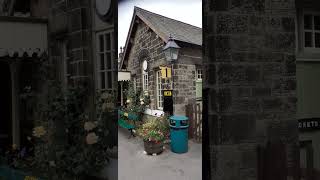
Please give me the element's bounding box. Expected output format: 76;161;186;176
118;128;202;180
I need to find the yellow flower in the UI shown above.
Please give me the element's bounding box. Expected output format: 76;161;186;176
33;126;46;138
84;121;97;131
124;112;128;117
86;132;99;145
12;144;17;150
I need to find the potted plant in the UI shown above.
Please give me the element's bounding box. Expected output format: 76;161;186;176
137;115;170;155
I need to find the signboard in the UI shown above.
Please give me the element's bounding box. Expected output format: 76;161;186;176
160;66;172;78
163;90;173;115
164;90;172;96
298;118;320;131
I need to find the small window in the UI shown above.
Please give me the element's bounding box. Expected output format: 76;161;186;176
97;31;115;90
303;14;320;48
196;69;203;80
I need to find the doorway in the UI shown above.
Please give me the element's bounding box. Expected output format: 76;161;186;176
0;61;12;153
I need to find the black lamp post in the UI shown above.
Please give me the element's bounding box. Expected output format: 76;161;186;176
162;35;180;115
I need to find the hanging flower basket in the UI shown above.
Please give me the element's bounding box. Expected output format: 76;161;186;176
143;140;164;155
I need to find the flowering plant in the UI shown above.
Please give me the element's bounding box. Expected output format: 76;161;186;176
137;115;170;143
12;83;118;179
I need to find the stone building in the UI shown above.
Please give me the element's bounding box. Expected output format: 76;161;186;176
119;7;202;116
0;0;48;151
203;0;319;179
49;0;116;110
0;0;117;152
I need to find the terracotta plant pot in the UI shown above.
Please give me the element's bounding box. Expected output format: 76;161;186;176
143;140;164;155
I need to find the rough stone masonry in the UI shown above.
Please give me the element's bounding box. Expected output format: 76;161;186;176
203;0;300;179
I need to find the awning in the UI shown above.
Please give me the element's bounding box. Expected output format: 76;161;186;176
0;48;46;57
118;71;131;81
0;17;47;58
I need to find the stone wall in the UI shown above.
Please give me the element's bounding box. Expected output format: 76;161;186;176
127;21;166;110
49;0;92;86
203;0;299;179
127;20;202;115
48;0;96;120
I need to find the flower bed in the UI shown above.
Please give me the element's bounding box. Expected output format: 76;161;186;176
1;83;117;179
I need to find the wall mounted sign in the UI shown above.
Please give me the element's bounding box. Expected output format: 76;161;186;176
164;90;172;96
298;118;320;131
95;0;113;22
160;66;171;78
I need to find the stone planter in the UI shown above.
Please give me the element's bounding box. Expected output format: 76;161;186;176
143;140;164;155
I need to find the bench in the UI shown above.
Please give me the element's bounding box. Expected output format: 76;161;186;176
118;110;139;138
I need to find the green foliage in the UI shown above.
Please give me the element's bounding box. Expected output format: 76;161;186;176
4;81;117;179
123;82;150;115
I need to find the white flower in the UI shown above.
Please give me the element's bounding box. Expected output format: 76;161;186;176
140;98;144;101
102;102;114;110
140;101;145;105
86;132;99;145
49;161;56;167
84;121;97;131
101;92;110;99
126;99;131;103
27;136;32;141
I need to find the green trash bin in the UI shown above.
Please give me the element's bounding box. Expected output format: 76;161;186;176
169;115;189;153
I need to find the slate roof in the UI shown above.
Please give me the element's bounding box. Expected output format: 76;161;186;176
119;7;202;69
135;7;202;46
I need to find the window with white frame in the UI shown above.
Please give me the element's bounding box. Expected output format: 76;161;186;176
303;13;320;48
97;31;114;90
142;71;148;91
196;68;203;80
156;70;163;109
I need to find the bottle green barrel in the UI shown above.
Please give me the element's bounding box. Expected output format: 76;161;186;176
169;115;189;153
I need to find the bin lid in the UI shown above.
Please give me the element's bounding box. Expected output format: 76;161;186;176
170;115;188;121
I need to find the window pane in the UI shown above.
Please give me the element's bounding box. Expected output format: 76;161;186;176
305;32;313;47
315;33;320;48
315;16;320;30
100;53;105;70
304;15;313;30
105;33;111;50
99;35;104;52
107;71;112;89
106;52;112;69
100;72;105;89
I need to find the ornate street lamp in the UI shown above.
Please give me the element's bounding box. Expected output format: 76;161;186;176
162;35;180;115
163;35;180;62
